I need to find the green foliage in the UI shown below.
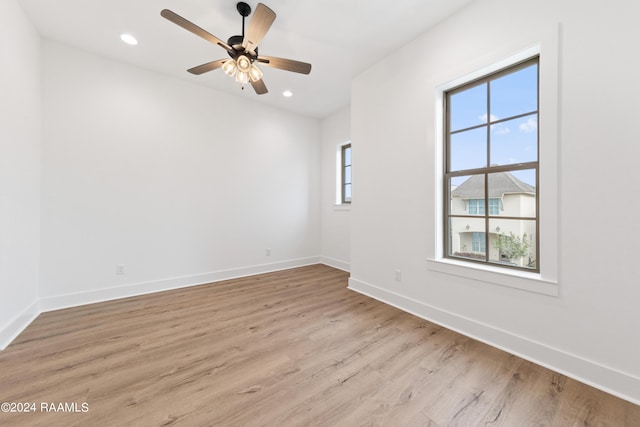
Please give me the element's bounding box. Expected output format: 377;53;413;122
493;232;530;260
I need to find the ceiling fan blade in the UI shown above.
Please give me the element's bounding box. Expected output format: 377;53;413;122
242;3;276;54
251;79;268;95
257;56;312;75
188;59;227;75
161;9;233;54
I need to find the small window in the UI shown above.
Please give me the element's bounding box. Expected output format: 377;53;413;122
445;57;539;272
472;232;486;253
489;198;500;215
468;198;500;215
341;143;352;204
468;199;484;215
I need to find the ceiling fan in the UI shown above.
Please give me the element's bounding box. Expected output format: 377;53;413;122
161;2;312;95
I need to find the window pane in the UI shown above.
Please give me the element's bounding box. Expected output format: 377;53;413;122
344;146;351;165
509;168;537;190
488;170;536;217
449;174;484;215
490;113;538;166
450;127;487;172
469;199;485;215
344;165;352;184
472;232;486;253
469;199;477;215
449;83;487;132
489;219;536;269
344;184;352;201
489;198;500;215
449;217;486;259
490;63;538;119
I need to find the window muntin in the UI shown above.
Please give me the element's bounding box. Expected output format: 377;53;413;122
445;57;539;272
341;143;352;204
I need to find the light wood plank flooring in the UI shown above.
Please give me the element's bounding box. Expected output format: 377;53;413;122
0;265;638;426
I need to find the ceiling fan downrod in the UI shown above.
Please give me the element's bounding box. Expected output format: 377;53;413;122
226;2;252;56
237;2;251;37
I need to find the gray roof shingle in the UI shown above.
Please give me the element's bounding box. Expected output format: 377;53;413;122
451;172;535;199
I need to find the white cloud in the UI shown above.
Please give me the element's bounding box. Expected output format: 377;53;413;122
479;113;499;123
519;117;538;133
492;125;510;135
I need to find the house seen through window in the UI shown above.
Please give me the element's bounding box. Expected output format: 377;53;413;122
445;57;539;271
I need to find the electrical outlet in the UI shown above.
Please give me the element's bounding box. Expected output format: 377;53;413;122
265;248;271;256
394;269;402;282
116;264;125;275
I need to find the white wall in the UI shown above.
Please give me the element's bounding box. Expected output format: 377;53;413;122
320;107;351;271
0;0;42;349
39;41;321;308
350;0;640;403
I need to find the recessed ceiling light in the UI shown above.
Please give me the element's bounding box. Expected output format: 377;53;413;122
283;90;293;97
120;33;138;46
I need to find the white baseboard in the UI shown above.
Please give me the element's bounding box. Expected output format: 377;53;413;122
319;256;350;272
1;258;323;350
39;256;322;313
0;300;41;350
1;257;322;350
348;276;640;406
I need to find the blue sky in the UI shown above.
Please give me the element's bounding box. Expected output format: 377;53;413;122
449;63;538;187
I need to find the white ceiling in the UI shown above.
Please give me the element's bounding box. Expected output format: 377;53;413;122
18;0;474;118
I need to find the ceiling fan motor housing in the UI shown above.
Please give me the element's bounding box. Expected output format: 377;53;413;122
226;35;258;59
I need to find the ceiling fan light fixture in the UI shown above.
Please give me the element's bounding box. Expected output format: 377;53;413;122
161;3;311;96
236;55;252;73
248;64;263;82
222;59;237;76
235;70;250;84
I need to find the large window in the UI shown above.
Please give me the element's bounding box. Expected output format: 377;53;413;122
445;57;539;271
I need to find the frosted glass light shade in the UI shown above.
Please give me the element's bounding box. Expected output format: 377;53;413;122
235;71;249;84
222;59;237;76
236;55;251;73
249;64;263;82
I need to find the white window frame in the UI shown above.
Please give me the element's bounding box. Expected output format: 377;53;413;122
428;27;560;297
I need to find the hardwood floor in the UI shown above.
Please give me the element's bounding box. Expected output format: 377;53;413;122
0;264;638;426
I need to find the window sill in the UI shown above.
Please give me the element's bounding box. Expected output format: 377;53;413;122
427;258;558;296
333;204;351;212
